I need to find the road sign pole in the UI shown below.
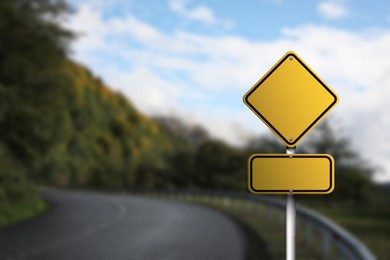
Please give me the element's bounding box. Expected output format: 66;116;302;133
286;147;296;260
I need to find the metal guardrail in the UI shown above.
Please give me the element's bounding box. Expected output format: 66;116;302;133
133;190;375;260
241;192;376;260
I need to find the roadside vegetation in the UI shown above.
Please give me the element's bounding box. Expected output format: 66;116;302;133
305;203;390;259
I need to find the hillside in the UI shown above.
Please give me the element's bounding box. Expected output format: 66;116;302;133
0;0;192;224
37;61;191;189
1;54;196;225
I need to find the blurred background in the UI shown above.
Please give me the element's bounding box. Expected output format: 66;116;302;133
0;0;389;259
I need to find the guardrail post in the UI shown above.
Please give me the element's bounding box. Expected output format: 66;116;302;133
268;208;273;220
339;240;361;260
236;201;240;210
279;210;284;225
321;229;331;258
304;222;312;243
246;202;251;212
224;198;230;208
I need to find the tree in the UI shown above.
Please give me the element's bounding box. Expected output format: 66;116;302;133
245;134;284;155
0;0;74;170
302;119;376;205
194;140;245;190
0;0;75;222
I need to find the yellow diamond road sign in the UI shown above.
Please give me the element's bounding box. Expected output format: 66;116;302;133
243;51;339;147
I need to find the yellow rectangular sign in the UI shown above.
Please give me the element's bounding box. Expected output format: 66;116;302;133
248;154;334;194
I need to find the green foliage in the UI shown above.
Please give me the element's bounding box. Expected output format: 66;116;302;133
0;0;73;168
0;0;187;222
304;204;390;259
0;142;45;227
0;197;46;226
32;63;185;189
245;134;284;155
0;0;188;194
194;140;245;190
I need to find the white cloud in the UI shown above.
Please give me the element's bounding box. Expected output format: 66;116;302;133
66;4;390;182
169;0;233;28
66;4;108;51
318;0;350;20
109;67;183;114
170;0;214;24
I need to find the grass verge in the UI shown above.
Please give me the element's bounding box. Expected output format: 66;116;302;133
149;194;325;259
152;194;382;259
208;200;324;260
0;198;47;227
306;205;390;259
219;210;273;260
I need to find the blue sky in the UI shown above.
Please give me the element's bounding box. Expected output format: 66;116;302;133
65;0;390;182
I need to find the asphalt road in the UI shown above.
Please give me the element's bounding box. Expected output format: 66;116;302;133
0;190;246;260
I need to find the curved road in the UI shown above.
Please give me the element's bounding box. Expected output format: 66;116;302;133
0;190;246;260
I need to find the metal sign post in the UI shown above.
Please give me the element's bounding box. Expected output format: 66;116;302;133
287;193;295;260
286;147;296;260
